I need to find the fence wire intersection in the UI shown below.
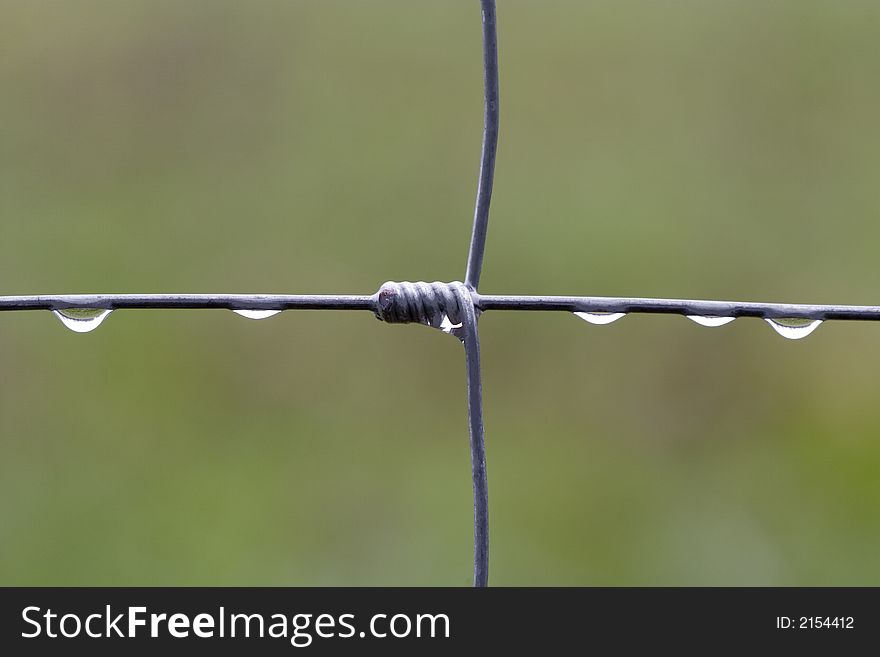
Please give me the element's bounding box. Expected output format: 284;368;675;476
5;0;880;587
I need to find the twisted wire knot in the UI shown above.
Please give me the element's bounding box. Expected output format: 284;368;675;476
375;281;470;329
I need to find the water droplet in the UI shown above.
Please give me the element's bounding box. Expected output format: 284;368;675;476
53;308;112;333
765;317;822;340
232;309;281;320
574;311;626;325
687;315;735;327
439;314;463;335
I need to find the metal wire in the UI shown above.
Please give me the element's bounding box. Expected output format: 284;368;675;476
452;283;489;588
4;1;876;587
460;2;498;584
0;294;374;312
475;295;880;321
5;292;880;323
464;0;499;292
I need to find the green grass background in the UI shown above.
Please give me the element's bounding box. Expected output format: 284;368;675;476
2;0;880;585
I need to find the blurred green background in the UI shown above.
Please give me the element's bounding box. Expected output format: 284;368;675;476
2;0;880;585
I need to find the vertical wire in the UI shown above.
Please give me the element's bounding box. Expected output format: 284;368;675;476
464;0;499;291
461;0;497;587
452;283;489;586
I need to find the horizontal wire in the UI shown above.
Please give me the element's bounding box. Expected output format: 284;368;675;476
3;292;880;322
0;294;376;312
474;294;880;321
464;0;500;292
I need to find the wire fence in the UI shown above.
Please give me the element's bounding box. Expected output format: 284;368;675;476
5;0;880;586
